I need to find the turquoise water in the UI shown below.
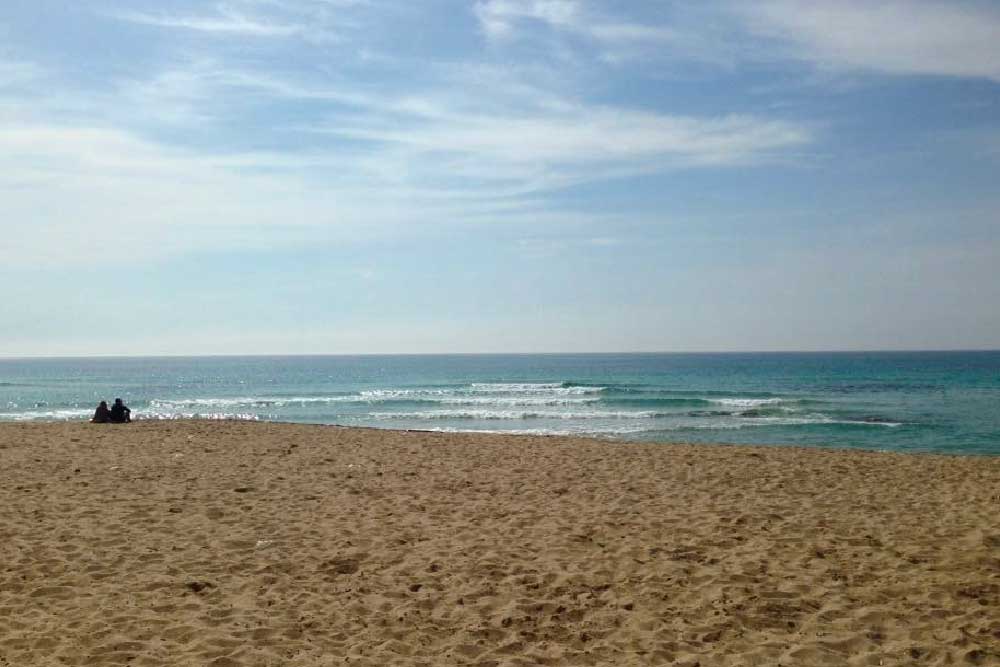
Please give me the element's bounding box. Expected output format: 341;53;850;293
0;353;997;454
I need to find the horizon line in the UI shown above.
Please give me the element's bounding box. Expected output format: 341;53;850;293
2;348;999;360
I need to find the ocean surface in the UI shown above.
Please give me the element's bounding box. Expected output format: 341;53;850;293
1;353;998;454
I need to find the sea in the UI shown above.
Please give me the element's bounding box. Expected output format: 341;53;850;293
1;352;998;455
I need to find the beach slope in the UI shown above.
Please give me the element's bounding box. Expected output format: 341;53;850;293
0;422;997;666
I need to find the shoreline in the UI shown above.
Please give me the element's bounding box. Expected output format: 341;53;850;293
4;351;997;454
7;416;996;458
1;421;998;666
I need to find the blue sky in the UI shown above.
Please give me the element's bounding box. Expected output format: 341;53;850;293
2;0;999;354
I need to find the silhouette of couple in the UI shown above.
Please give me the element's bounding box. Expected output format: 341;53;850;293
92;398;131;424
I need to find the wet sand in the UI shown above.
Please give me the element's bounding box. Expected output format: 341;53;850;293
0;421;997;666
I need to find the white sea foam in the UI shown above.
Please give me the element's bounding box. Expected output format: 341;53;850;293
437;397;599;407
361;383;605;399
359;389;453;399
709;398;785;407
150;398;258;408
0;406;263;422
370;409;670;421
681;415;903;429
469;383;561;391
423;424;653;436
151;391;604;409
136;411;260;421
840;419;903;428
433;413;906;433
149;396;362;409
0;408;92;421
144;387;609;413
468;383;605;395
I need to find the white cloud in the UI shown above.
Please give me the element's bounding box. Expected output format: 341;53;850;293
475;0;582;39
475;0;674;51
112;61;374;125
0;33;814;266
107;0;364;42
0;4;815;269
475;1;1000;82
735;0;1000;82
107;58;811;188
0;122;407;266
319;106;808;169
473;1;740;66
112;9;303;37
0;114;609;267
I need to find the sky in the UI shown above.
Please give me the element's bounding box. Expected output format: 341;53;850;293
1;0;999;355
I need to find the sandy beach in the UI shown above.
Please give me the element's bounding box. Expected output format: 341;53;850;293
0;421;997;666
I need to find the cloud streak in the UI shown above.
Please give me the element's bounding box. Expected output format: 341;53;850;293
111;9;303;37
106;0;365;42
128;58;811;194
0;120;438;267
738;0;1000;82
0;26;814;266
473;0;715;64
14;1;993;269
317;105;808;168
475;0;581;38
476;1;1000;82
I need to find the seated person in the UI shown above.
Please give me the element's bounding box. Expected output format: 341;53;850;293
109;398;131;423
91;401;111;423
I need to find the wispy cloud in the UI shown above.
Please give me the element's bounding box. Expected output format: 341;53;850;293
474;1;746;66
111;9;303;37
146;58;811;191
108;56;812;186
0;94;629;267
734;0;1000;82
106;0;364;42
112;60;374;125
475;0;694;49
0;0;818;268
476;1;1000;82
475;0;582;38
0;1;823;270
0;121;452;267
316;105;808;168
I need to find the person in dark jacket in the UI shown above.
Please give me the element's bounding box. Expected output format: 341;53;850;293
109;398;131;423
91;401;111;423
